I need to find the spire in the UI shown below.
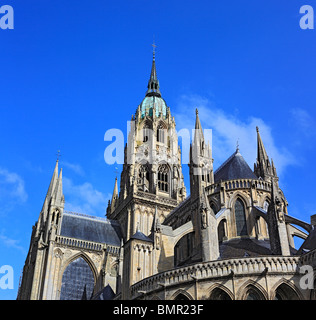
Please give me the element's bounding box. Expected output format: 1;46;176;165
111;177;118;213
190;108;214;197
194;108;203;132
193;108;205;156
42;161;59;212
52;167;64;205
47;161;59;197
254;126;277;181
256;126;269;165
146;42;161;97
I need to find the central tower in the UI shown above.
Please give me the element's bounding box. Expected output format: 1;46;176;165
107;49;186;240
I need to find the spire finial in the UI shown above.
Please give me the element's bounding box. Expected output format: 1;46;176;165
196;108;199;115
146;40;161;97
115;166;119;178
236;139;240;153
256;126;259;133
56;150;61;162
152;36;157;60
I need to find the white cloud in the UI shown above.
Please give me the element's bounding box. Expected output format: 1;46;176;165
63;176;110;217
0;168;28;203
62;161;85;176
0;232;27;255
290;107;316;138
174;94;297;177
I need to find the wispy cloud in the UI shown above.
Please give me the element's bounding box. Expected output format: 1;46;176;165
62;161;85;176
63;176;110;217
0;232;27;255
0;168;28;203
174;94;297;177
290;107;316;138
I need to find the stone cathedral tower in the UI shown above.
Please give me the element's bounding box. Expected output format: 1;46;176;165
106;49;187;298
107;50;186;238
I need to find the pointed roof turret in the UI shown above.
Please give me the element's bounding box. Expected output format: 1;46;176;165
110;177;118;213
254;126;278;181
256;126;269;165
192;108;212;161
193;108;204;146
195;108;203;132
41;160;59;212
47;160;59;199
146;42;161;97
52;167;64;205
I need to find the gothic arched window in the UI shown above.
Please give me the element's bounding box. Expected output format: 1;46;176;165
60;257;95;300
263;200;270;212
143;126;150;142
245;288;263;300
209;288;232;300
157;164;169;193
137;164;150;192
235;198;247;236
157;123;166;143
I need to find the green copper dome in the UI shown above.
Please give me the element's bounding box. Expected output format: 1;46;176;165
140;95;167;119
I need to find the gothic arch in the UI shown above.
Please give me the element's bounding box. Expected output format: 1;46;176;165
156;119;167;130
228;191;251;209
140;118;153;130
209;200;220;215
157;163;170;193
233;197;248;237
174;230;195;267
207;284;234;300
270;279;303;300
170;289;193;300
259;195;271;210
60;252;98;281
236;280;268;300
58;253;97;300
217;218;227;243
173;221;194;247
137;163;151;192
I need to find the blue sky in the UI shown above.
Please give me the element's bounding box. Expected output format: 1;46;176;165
1;0;316;299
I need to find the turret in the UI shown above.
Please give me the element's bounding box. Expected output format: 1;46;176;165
189;108;213;200
254;126;278;183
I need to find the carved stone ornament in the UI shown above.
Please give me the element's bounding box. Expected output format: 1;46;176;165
275;197;285;222
200;202;208;229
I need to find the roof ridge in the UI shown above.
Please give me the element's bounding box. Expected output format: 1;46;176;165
63;210;120;224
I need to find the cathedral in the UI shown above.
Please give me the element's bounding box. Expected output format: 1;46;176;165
17;50;316;300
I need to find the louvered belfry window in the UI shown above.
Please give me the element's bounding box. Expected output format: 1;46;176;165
235;198;247;236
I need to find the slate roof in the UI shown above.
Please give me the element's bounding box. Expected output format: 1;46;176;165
130;230;153;243
60;211;122;246
297;226;316;255
219;238;297;258
214;150;257;182
91;285;115;300
219;238;272;258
